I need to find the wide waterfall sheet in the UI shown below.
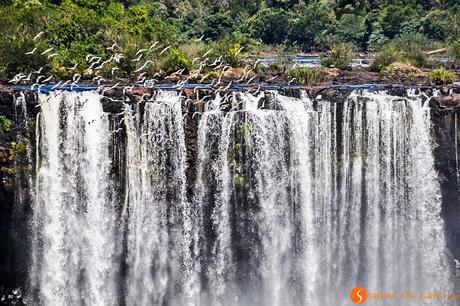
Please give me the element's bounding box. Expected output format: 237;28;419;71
29;89;451;306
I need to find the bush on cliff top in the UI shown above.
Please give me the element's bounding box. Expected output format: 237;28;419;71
428;68;457;85
320;42;353;70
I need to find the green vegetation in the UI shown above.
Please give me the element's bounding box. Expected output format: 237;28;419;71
0;116;12;132
234;172;245;188
384;62;424;81
428;68;457;85
370;35;437;72
448;39;460;65
288;67;327;85
0;0;459;80
321;42;353;70
238;122;252;137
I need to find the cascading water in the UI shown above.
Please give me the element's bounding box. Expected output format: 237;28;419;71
29;88;451;305
123;91;195;305
32;91;121;305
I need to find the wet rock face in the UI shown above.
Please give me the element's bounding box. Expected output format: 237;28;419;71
431;108;460;257
0;86;460;297
431;93;460;110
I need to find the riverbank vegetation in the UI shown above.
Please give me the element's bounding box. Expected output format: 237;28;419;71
0;0;459;84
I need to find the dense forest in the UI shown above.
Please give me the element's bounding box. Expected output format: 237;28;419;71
1;0;460;83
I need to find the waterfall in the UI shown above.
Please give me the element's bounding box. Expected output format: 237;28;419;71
32;91;120;305
123;91;194;305
30;89;451;305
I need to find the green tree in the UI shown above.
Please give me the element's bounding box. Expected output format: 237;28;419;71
335;13;366;48
248;8;290;44
380;5;418;39
203;12;235;41
288;4;335;51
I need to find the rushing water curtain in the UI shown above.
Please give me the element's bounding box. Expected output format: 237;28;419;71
30;89;451;306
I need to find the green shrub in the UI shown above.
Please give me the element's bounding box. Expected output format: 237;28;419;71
0;116;12;132
384;62;423;80
370;34;434;71
448;39;460;66
321;43;353;70
161;48;191;75
421;9;451;41
288;66;327;85
313;34;342;52
428;68;457;85
211;33;254;67
370;48;402;72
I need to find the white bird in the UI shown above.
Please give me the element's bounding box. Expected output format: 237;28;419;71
107;43;117;50
211;56;222;66
111;67;119;75
94;62;106;70
213;62;223;70
149;41;159;50
288;77;297;85
237;73;247;82
135;76;147;84
36;75;45;82
113;53;125;63
159;45;172;55
88;56;101;63
202;48;213;58
47;53;57;59
41;47;54;55
195;35;204;42
223;81;232;91
11;75;24;85
171;68;185;76
123;86;135;95
69;63;78;71
70;82;79;90
60;80;70;87
34;67;43;74
235;46;244;55
33;32;44;40
197;95;210;102
253;59;261;70
246;75;257;84
131;54;143;62
135;48;147;56
31;83;40;90
72;74;81;82
25;47;37;55
41;76;52;83
111;128;123;135
88;59;101;69
108;82;120;90
199;73;210;83
135;60;153;73
51;81;62;90
192;57;201;64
